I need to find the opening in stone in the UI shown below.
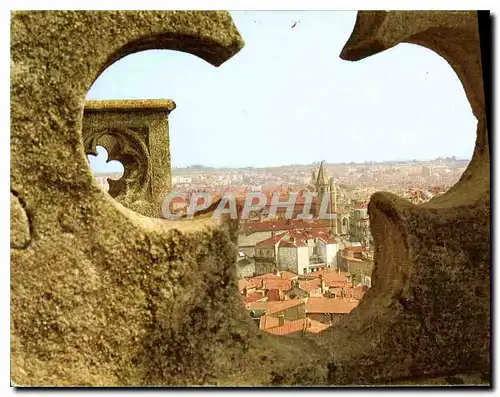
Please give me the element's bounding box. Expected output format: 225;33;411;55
84;11;478;338
87;145;124;193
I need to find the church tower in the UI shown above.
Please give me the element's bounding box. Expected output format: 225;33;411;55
314;161;337;234
315;160;329;193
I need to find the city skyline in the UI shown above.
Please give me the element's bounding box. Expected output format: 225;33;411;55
89;143;470;176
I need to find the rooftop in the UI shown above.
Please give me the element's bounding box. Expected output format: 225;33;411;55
263;317;308;336
238;278;256;292
298;278;322;292
260;315;331;335
329;285;368;300
305;297;359;314
247;298;305;315
242;219;332;233
261;278;293;291
252;271;298;280
255;232;288;247
243;293;265;304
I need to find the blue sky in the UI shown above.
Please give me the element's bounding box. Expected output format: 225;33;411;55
87;10;477;172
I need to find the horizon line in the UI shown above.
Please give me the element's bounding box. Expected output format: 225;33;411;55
170;157;471;170
91;156;471;175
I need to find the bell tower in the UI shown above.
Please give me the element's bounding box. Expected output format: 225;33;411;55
314;161;335;234
315;160;329;195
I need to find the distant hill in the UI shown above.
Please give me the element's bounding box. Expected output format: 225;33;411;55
170;157;470;172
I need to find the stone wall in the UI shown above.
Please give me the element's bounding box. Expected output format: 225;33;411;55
10;10;489;386
317;11;490;385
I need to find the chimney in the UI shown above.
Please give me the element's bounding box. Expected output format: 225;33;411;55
337;267;340;275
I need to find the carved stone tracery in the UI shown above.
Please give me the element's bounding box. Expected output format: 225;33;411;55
83;99;176;216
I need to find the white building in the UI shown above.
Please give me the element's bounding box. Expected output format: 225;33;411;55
278;238;310;275
254;229;341;276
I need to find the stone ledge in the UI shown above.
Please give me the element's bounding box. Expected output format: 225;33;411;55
85;99;176;113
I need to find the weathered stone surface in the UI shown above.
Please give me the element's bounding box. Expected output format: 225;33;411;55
10;192;31;249
10;10;261;386
10;10;489;386
11;10;325;388
83;99;176;217
314;11;490;385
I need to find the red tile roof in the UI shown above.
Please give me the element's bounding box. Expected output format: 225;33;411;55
247;298;305;315
298;278;322;292
243;293;265;304
329;285;368;300
326;280;349;288
266;288;281;302
322;272;350;286
262;278;293;291
275;228;339;249
243;219;332;233
299;228;338;244
289;229;338;245
264;318;308;335
259;314;281;330
238;278;256;292
305;297;359;314
256;232;287;247
260;316;332;335
252;271;298;280
260;196;348;218
279;238;307;248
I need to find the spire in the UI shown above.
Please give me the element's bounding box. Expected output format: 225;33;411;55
316;160;329;187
